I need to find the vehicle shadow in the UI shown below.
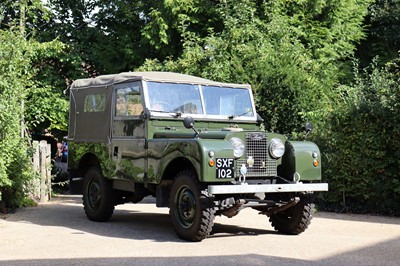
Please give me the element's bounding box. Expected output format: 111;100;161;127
4;195;275;242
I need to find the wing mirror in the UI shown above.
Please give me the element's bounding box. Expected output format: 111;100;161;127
305;122;313;133
183;116;195;129
183;116;199;138
305;122;313;139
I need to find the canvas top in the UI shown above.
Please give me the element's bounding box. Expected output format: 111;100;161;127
70;71;251;90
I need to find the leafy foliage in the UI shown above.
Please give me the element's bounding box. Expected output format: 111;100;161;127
0;0;399;215
140;0;371;134
316;60;400;215
357;0;400;66
0;1;75;210
138;0;400;215
25;40;71;133
0;30;33;207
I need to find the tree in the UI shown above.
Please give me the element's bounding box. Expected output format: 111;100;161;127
2;0;396;215
0;0;78;134
41;0;173;74
357;0;400;66
0;1;74;210
139;0;372;134
37;0;223;74
0;29;34;208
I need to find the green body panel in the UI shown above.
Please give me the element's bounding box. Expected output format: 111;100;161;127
68;142;115;178
147;138;202;183
112;139;146;183
69;125;322;185
148;119;259;138
197;139;236;182
280;141;321;181
148;128;241;183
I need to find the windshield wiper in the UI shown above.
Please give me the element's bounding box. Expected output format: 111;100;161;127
149;109;182;118
228;110;253;120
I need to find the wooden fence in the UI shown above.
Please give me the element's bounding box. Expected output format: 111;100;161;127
32;140;52;203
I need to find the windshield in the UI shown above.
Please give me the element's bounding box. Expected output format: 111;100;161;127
202;86;254;118
146;82;255;120
147;82;203;114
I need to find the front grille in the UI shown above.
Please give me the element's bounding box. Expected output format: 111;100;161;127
236;132;277;177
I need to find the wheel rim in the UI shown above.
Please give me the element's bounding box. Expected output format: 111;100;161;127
88;179;102;209
175;185;197;228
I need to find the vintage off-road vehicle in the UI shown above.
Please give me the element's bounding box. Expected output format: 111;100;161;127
67;72;328;241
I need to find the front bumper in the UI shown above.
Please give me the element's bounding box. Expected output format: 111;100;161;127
207;182;328;196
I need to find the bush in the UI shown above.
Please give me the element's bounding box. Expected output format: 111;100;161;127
316;60;400;215
0;30;34;212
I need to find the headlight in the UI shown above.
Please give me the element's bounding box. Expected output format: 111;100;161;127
269;138;285;159
230;137;244;158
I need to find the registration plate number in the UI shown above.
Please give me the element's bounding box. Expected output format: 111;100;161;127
216;158;234;179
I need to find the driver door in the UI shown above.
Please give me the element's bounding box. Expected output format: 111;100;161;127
111;81;147;183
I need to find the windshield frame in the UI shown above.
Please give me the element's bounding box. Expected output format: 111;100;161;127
142;81;257;122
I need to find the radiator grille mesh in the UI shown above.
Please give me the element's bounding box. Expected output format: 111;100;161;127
236;132;277;177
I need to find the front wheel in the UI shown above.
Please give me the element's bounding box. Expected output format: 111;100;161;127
269;196;313;235
83;167;115;222
169;170;215;241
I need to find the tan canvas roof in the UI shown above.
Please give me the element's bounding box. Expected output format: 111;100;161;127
71;71;251;89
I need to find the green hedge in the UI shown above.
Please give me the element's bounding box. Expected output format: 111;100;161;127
316;61;400;215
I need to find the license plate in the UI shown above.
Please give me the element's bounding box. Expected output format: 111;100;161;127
216;158;234;179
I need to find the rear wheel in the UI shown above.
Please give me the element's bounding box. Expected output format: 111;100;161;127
83;167;115;222
169;170;215;241
269;196;313;235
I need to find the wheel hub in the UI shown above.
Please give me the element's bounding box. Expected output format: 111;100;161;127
177;187;196;227
88;180;102;208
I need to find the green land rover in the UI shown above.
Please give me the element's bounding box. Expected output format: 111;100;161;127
67;72;328;241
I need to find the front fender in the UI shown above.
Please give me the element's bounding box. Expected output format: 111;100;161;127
148;139;202;183
279;141;321;181
149;138;235;183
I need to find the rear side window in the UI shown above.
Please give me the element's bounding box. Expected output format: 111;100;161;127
84;94;106;112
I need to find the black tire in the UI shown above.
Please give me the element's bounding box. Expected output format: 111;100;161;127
82;167;115;222
169;170;215;242
269;198;313;235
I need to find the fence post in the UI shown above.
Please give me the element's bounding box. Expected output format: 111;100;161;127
32;141;40;200
45;141;52;201
34;140;52;203
40;141;46;203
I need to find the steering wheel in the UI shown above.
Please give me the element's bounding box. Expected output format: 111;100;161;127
152;101;173;112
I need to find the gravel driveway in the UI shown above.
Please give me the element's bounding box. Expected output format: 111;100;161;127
1;195;400;265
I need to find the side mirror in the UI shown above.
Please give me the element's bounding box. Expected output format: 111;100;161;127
183;116;199;138
305;122;313;133
183;116;195;129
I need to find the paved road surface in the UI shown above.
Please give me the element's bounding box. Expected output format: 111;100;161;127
1;195;400;265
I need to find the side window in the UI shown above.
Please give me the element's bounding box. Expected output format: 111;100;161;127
115;85;143;116
84;94;106;112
